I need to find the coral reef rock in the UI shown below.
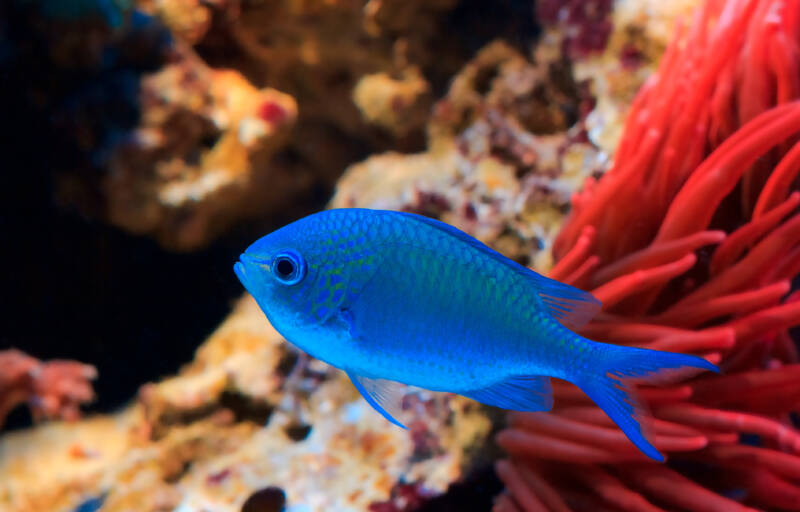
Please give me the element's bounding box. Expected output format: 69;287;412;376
169;0;460;141
8;0;550;250
0;297;490;512
2;1;308;251
333;40;604;271
567;0;701;154
103;45;299;250
353;68;433;137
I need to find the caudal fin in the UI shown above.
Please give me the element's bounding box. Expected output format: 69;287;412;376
574;343;719;462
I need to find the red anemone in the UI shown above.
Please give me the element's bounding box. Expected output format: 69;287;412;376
497;0;800;510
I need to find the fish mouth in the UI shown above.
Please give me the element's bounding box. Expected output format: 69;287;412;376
240;252;271;266
234;253;271;289
233;260;248;287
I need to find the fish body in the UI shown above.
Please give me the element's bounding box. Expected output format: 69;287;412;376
235;208;718;461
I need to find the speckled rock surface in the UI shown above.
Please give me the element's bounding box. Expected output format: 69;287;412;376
116;0;470;249
102;44;299;250
573;0;702;153
332;40;604;271
0;297;490;512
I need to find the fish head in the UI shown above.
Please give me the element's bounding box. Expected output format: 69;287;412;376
234;218;319;332
234;210;376;361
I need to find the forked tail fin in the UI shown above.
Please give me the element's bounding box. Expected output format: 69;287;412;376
573;342;719;461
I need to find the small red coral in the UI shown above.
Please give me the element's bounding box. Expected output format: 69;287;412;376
497;0;800;510
0;349;96;428
257;101;288;125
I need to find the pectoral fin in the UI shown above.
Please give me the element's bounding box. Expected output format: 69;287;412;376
347;372;408;428
463;375;553;411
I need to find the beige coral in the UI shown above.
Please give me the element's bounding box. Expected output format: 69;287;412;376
0;297;490;512
102;44;298;250
334;41;603;270
353;68;432;136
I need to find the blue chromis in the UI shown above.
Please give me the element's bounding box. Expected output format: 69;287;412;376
234;208;718;461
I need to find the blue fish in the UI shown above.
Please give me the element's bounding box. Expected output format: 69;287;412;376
234;208;718;461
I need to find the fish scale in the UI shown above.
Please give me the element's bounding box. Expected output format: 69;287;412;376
235;208;719;461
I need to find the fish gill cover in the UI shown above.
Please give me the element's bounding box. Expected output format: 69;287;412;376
494;0;800;511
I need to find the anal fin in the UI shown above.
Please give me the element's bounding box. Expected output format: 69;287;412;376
463;375;553;411
348;372;409;428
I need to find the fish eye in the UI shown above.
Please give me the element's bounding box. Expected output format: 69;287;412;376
271;251;306;285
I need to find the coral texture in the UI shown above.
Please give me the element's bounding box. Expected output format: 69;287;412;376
0;350;96;429
332;39;603;270
495;0;800;510
571;0;701;155
122;0;470;248
102;46;299;250
0;298;490;512
537;0;614;59
15;0;545;250
175;0;459;140
2;1;305;250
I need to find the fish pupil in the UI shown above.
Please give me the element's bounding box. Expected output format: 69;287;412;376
276;258;295;278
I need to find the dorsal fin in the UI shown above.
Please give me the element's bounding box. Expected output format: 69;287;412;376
394;211;601;330
393;211;513;262
530;274;601;330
